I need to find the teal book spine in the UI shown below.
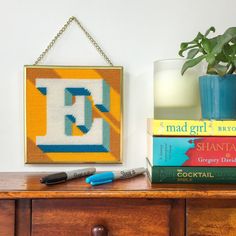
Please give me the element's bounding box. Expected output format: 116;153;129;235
147;161;236;184
148;136;236;167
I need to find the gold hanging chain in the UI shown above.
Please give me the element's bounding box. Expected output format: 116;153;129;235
34;16;114;66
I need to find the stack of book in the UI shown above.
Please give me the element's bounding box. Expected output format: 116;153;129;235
147;119;236;183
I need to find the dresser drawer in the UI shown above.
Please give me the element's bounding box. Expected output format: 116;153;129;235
187;199;236;236
32;199;172;236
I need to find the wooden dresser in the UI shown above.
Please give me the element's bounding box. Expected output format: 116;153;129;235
1;173;236;236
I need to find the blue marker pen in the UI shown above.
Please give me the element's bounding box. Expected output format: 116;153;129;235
86;167;146;186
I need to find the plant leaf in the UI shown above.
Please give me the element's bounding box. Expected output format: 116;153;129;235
208;36;219;51
212;27;236;55
204;26;215;36
193;32;204;42
231;44;236;54
223;44;233;56
179;26;236;76
216;53;228;63
233;59;236;67
231;38;236;44
206;54;215;65
187;48;199;59
181;55;206;75
179;45;197;57
208;64;228;76
227;64;236;74
202;38;212;53
180;42;189;50
207;67;218;75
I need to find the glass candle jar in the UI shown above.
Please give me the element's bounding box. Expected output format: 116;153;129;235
154;59;202;120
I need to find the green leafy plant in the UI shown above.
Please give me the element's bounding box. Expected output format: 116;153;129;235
179;26;236;76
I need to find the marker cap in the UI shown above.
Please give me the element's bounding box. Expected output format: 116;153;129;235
86;172;115;186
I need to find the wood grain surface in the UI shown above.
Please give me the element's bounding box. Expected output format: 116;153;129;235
1;172;236;199
1;173;236;236
170;199;185;236
0;200;15;236
15;200;31;236
187;199;236;236
32;199;171;236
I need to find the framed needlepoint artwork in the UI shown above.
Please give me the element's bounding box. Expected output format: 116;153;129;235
24;17;123;164
25;66;123;163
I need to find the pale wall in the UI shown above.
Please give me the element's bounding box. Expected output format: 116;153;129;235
0;0;235;171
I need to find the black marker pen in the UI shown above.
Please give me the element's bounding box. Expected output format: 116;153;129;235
40;168;96;185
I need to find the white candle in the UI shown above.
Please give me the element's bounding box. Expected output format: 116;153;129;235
154;59;202;120
154;69;200;107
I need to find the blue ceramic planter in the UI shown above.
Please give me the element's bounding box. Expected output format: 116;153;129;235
199;74;236;120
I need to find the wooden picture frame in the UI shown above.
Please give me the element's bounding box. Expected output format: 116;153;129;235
24;65;123;164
